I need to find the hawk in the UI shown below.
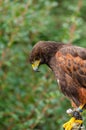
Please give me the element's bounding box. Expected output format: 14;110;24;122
29;41;86;130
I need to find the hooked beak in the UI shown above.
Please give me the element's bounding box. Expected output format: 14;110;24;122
32;60;40;72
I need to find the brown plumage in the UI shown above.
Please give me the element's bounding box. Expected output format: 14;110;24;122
29;41;86;109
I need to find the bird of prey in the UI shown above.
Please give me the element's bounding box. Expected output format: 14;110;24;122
29;41;86;130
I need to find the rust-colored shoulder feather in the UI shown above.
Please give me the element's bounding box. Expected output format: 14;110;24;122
55;46;86;107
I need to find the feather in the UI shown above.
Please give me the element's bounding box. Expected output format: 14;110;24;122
29;41;86;108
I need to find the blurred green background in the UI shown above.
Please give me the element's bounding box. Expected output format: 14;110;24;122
0;0;86;130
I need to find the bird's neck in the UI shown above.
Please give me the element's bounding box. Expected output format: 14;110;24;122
43;42;64;64
47;56;59;78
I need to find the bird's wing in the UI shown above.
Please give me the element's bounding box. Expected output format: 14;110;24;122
56;45;86;88
59;45;86;60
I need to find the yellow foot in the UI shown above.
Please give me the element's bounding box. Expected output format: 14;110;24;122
63;117;83;130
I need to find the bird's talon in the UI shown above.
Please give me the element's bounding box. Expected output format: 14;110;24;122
63;117;83;130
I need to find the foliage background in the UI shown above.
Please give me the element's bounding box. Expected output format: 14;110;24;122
0;0;86;130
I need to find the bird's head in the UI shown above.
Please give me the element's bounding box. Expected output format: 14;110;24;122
29;41;45;71
29;41;63;72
